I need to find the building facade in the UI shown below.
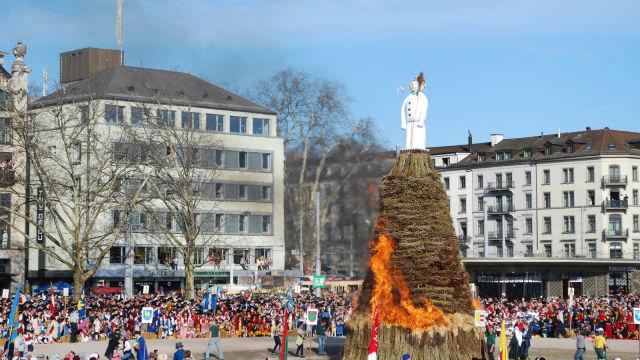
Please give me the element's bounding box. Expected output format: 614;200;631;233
0;43;29;291
29;48;285;293
432;128;640;299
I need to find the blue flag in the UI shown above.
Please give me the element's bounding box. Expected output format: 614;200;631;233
7;283;21;345
77;290;86;318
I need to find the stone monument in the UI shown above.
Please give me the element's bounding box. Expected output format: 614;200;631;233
341;73;484;360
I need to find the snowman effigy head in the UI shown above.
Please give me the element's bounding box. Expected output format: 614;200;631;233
409;72;426;93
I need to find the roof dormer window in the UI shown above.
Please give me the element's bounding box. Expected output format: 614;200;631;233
442;157;450;167
565;143;574;153
523;148;532;158
496;152;504;161
544;145;552;156
477;153;486;162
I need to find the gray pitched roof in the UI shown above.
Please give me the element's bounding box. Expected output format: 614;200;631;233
31;65;275;115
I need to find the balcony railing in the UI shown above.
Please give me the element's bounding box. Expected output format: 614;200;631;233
487;231;515;240
485;182;514;191
602;228;629;240
486;205;514;214
461;249;640;260
603;199;628;210
602;175;628;186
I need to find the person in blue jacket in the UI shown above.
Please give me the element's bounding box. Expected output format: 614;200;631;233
134;331;149;360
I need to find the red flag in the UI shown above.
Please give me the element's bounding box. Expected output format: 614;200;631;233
49;286;56;316
280;308;289;360
368;305;379;360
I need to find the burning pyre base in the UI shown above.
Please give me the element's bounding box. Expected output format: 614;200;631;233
341;150;484;360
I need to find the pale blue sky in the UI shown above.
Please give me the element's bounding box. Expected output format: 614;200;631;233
2;1;639;147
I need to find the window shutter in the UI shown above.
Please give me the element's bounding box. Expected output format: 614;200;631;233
225;215;239;233
225;151;239;168
225;184;238;199
248;152;261;170
248;215;262;234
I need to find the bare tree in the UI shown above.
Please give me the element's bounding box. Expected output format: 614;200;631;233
253;69;385;272
6;93;146;301
121;101;229;299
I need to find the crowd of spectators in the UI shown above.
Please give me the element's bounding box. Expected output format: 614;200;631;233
482;293;640;339
0;288;353;355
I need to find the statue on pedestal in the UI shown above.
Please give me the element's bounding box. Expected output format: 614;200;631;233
400;73;428;149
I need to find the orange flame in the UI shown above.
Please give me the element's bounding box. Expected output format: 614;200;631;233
369;232;448;330
472;298;481;310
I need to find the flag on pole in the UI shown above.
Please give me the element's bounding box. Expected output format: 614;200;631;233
115;0;124;47
6;283;21;345
499;320;508;360
368;305;379;360
280;308;289;360
77;290;86;318
49;285;56;316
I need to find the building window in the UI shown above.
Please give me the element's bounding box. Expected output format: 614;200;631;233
609;165;621;182
442;157;450;167
633;190;638;206
610;243;622;259
238;184;247;199
194;247;206;265
0;90;8;111
238;215;247;233
543;217;552;234
444;177;450;190
544;192;551;208
239;151;248;169
459;176;466;189
635;243;640;260
503;152;512;160
564;243;575;257
563;216;575;234
588;243;596;258
233;248;250;265
157;109;176;127
262;215;272;233
544;244;552;257
525;171;531;186
477;153;485;162
587;190;595;206
131;106;150;125
134;246;153;264
477;220;484;235
181;112;200;129
523;149;532;158
544;145;552;155
563;191;575;207
206;114;224;132
565;143;574;153
477;196;484;211
608;214;622;235
634;215;639;232
525;194;532;209
253;118;270;136
158;247;177;265
525;218;533;234
230;116;247;133
214;183;224;199
215;214;224;231
543;170;550;184
525;244;533;255
588;215;596;233
105;104;124;123
496;152;503;161
505;173;513;187
587;166;595;182
262;153;271;170
633;166;638;182
477;175;483;189
262;186;271;201
459;198;466;213
110;246;126;264
562;168;574;183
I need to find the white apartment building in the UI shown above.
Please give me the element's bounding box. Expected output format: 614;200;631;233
29;48;285;292
430;128;640;299
0;42;29;291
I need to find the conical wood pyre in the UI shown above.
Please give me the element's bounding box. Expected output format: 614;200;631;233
341;150;485;360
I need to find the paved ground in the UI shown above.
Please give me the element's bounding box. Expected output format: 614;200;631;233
31;336;640;360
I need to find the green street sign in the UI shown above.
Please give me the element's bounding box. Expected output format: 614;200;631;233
312;275;326;288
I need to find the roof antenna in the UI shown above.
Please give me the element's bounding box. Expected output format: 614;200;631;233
42;68;48;97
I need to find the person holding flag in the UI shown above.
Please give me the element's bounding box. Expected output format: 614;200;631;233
49;286;56;317
499;320;508;360
3;283;21;358
77;290;86;318
280;290;294;360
